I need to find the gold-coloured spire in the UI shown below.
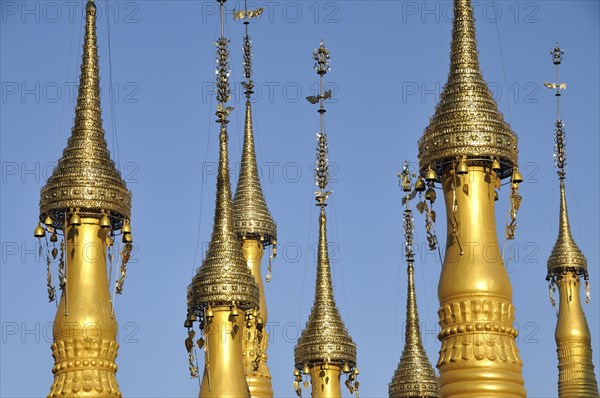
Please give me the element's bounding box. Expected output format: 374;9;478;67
188;0;259;315
294;41;358;398
39;0;131;231
232;0;276;245
185;3;260;397
416;2;526;396
418;0;518;179
34;2;133;396
544;45;599;398
545;44;587;279
232;3;276;397
390;164;439;398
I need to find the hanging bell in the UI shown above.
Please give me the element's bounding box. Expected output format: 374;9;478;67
69;212;81;226
354;367;360;375
184;319;193;328
122;233;133;243
122;220;132;234
34;223;45;238
206;307;214;319
100;213;111;229
294;369;301;377
456;157;469;175
188;312;197;322
414;177;426;192
44;215;53;226
231;307;239;317
342;363;351;373
425;167;437;182
512;167;523;183
491;158;501;172
50;232;58;243
303;364;310;374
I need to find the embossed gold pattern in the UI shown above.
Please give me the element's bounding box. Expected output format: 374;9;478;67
554;274;599;397
241;239;274;397
39;0;130;230
433;167;526;397
418;0;518;179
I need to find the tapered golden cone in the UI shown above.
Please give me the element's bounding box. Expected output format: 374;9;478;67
295;208;357;368
39;0;130;230
389;263;439;397
233;100;277;244
188;123;260;311
418;0;518;179
548;181;587;276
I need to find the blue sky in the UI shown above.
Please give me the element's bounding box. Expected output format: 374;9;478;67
1;1;599;397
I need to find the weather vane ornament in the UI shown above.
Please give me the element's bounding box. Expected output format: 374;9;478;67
231;1;278;395
33;1;135;396
185;1;261;397
544;44;599;398
389;162;439;398
294;41;359;398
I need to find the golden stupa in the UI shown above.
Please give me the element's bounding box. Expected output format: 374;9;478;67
389;163;439;398
417;0;526;396
544;44;599;398
293;41;359;398
33;1;134;396
184;0;260;396
231;2;278;396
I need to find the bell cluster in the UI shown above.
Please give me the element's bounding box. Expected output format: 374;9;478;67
34;209;133;243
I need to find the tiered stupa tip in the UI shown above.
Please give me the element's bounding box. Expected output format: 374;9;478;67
418;0;518;180
39;0;131;230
